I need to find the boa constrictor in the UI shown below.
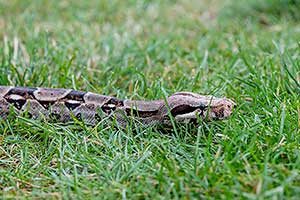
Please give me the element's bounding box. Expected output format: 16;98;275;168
0;86;235;127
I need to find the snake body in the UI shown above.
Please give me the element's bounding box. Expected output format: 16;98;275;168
0;86;235;127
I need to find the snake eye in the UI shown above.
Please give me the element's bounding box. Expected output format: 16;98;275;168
199;103;206;110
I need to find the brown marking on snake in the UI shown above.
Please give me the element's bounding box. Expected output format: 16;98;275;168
34;88;71;101
125;108;159;118
84;92;110;105
5;94;27;110
124;100;162;112
65;90;86;102
5;87;36;99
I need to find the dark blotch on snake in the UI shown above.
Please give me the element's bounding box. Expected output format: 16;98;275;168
5;98;26;110
101;98;124;114
6;87;36;99
65;101;81;110
65;90;86;102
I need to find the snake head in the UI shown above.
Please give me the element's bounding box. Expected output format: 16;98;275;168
165;92;236;123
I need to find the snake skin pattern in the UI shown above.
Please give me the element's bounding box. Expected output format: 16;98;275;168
0;86;235;127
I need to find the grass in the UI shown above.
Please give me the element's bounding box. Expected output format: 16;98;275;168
0;0;299;199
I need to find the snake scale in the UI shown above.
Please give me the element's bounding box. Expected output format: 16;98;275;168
0;86;235;127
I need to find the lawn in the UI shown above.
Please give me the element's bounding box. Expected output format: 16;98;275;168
0;0;299;199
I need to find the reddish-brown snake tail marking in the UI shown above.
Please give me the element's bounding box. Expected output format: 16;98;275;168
0;86;236;127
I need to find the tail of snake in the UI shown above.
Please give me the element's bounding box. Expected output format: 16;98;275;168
0;86;235;127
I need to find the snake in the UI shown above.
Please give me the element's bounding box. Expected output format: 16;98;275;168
0;86;236;127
